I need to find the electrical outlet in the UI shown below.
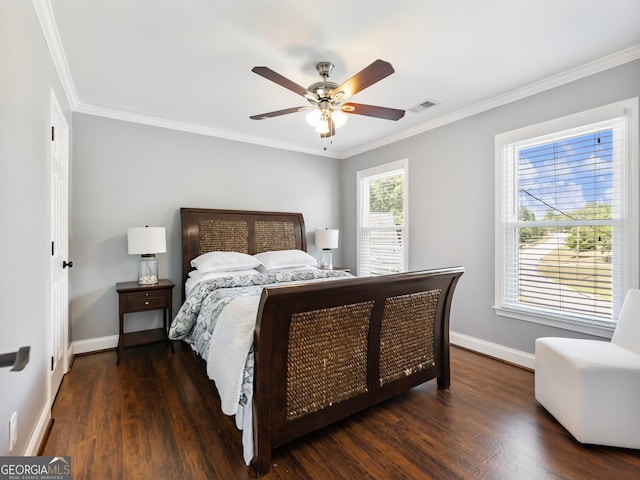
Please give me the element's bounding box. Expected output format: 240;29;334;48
9;411;17;451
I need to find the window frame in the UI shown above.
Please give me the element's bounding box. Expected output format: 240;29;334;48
494;99;639;337
357;159;409;276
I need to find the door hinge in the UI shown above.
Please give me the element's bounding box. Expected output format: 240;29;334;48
51;356;54;371
51;241;55;256
51;126;55;141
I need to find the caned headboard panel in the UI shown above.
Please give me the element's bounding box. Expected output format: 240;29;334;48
180;208;307;298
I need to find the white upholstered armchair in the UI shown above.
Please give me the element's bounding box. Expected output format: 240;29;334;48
535;289;640;449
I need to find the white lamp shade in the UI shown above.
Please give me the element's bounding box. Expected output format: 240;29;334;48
127;227;166;255
315;118;330;134
305;109;322;127
315;229;339;249
331;109;348;128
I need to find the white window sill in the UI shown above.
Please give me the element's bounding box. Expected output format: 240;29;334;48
493;305;614;339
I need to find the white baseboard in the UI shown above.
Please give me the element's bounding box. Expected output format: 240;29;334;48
69;332;535;368
70;333;534;370
450;331;535;370
24;402;51;456
71;335;118;355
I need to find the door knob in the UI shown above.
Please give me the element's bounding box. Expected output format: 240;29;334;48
63;260;73;268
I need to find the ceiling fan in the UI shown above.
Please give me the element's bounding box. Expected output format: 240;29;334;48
250;59;405;139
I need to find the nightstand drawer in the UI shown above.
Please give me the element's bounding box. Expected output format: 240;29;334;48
125;293;168;311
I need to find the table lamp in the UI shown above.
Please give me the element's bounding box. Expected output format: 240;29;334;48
315;228;339;270
127;226;166;284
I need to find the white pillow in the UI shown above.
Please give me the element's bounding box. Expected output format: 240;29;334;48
254;249;318;271
190;251;263;273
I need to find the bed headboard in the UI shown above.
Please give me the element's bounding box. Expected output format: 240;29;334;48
180;208;307;297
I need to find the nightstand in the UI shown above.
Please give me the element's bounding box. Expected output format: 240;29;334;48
331;267;351;273
115;279;175;364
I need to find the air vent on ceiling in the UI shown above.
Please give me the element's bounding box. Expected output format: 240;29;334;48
409;99;438;113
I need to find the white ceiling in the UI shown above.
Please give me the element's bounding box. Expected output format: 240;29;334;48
43;0;640;158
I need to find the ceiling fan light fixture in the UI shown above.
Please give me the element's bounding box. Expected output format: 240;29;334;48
331;109;348;128
305;108;322;127
315;116;330;134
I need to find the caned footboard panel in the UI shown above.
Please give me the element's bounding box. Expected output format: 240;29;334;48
286;302;374;419
379;289;440;385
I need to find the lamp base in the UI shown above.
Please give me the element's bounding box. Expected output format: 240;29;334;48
319;249;333;270
139;254;159;284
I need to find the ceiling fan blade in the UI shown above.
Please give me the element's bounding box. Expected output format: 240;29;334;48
320;116;335;138
333;59;395;101
251;66;312;97
341;102;405;121
250;106;306;120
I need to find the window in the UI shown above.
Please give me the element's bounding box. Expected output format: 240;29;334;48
495;99;638;335
357;159;408;276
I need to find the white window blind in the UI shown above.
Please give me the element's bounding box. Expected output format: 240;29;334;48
357;160;408;276
495;99;638;333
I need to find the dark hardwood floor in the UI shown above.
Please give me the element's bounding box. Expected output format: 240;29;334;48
42;342;640;479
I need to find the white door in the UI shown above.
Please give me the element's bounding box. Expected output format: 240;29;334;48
49;89;69;405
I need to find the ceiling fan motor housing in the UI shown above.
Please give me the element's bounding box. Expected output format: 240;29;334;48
307;81;339;102
308;62;343;105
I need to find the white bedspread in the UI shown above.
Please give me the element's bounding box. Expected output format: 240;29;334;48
206;295;261;416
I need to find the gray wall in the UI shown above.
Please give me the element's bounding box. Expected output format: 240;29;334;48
341;59;640;354
70;114;341;341
0;2;72;455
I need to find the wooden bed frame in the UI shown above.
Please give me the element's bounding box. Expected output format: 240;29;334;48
180;208;464;476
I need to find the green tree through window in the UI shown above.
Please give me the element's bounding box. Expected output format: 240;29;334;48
369;175;404;226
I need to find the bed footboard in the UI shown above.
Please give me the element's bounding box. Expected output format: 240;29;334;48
252;266;464;476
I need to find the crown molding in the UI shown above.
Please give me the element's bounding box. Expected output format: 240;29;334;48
74;103;338;158
32;0;79;109
340;44;640;159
